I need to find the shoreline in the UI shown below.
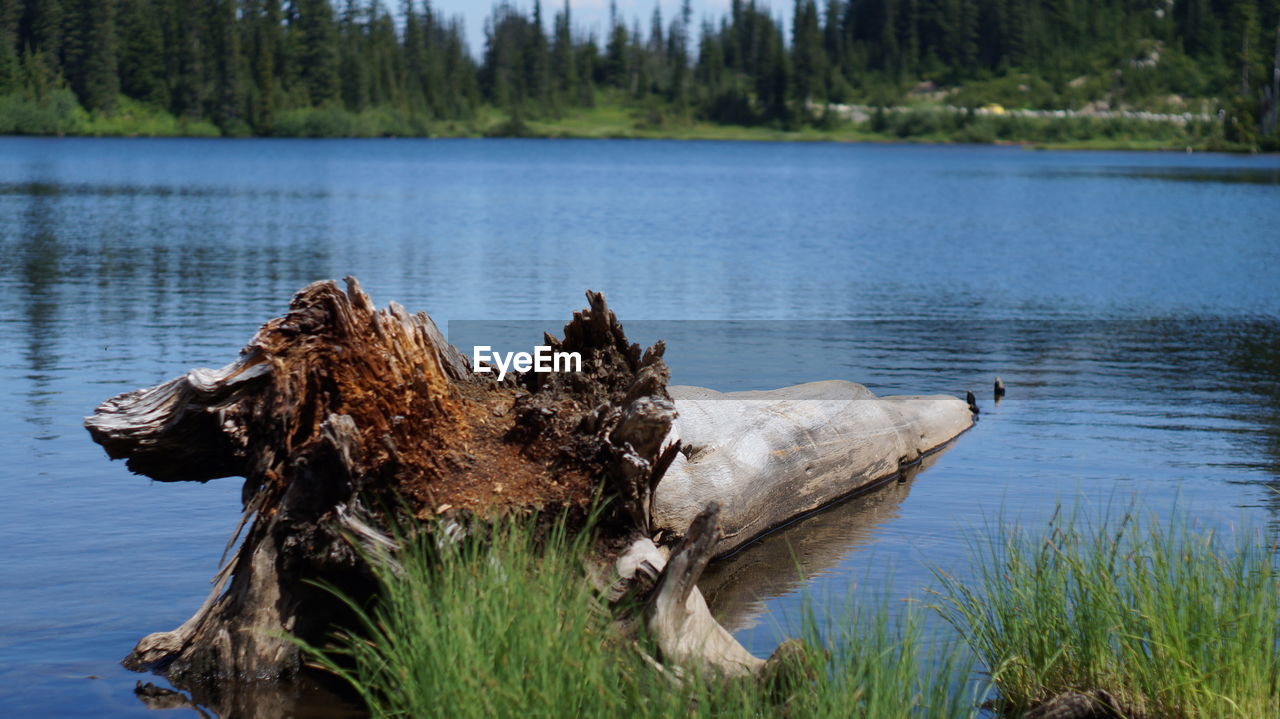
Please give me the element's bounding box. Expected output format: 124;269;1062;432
2;97;1265;153
1;128;1265;154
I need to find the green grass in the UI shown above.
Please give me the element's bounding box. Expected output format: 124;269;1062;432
297;501;1280;719
474;101;1233;152
933;504;1280;718
0;92;220;137
297;515;981;719
79;96;221;137
460;100;880;143
0;86;1246;150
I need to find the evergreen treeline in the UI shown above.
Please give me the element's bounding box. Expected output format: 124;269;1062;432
0;0;1276;143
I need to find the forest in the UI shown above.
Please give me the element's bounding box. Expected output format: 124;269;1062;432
0;0;1277;147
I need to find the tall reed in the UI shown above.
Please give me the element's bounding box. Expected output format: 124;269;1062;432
933;504;1280;718
299;516;980;719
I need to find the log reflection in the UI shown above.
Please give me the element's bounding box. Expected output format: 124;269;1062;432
135;673;364;719
698;447;950;634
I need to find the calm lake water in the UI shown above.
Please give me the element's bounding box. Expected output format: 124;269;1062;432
1;137;1277;717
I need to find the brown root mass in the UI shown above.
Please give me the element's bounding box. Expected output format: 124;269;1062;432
86;277;677;688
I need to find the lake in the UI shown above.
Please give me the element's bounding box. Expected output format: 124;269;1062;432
1;137;1277;718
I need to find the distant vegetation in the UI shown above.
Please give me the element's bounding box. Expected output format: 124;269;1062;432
0;0;1277;149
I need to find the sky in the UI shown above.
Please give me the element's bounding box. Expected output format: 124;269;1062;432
428;0;773;58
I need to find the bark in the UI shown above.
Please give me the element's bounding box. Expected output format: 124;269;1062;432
86;277;676;687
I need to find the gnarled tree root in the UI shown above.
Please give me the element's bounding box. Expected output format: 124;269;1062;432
86;277;973;705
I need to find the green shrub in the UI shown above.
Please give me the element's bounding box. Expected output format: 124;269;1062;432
0;88;81;135
273;106;360;137
954;120;997;144
78;95;221;137
889;109;944;137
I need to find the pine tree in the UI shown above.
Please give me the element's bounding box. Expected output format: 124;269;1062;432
668;0;692;107
552;0;575;106
336;0;366;111
210;0;246;129
575;31;596;105
20;0;62;77
295;0;338;105
442;16;478;116
247;0;283;132
0;0;19;93
170;0;208;118
604;0;627;87
365;3;400;108
402;0;426;111
793;0;827;102
62;0;119;111
420;2;449;117
526;0;550;109
118;0;167;107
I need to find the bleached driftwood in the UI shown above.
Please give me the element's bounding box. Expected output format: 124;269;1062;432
657;382;972;555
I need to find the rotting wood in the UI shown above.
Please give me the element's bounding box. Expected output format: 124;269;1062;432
87;277;677;687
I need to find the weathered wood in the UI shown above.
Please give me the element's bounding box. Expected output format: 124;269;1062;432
87;278;676;686
1022;690;1124;719
656;381;973;555
643;503;763;676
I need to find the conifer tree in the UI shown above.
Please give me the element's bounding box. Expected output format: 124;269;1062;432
210;0;248;128
552;0;575;106
247;0;283;132
295;0;338;105
61;0;118;110
605;1;627;87
0;0;19;93
526;0;550;109
117;0;167;107
20;0;62;77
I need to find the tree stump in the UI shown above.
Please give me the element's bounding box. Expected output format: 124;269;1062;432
86;277;676;686
85;277;973;695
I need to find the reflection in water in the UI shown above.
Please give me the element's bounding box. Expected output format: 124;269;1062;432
1043;166;1280;185
700;450;947;634
0;181;331;199
135;673;364;719
18;190;61;434
1221;321;1280;524
1103;167;1280;185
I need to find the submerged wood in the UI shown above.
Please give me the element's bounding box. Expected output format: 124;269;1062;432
84;277;972;691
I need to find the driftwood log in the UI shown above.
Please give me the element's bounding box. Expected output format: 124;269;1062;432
85;277;972;699
660;382;972;555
